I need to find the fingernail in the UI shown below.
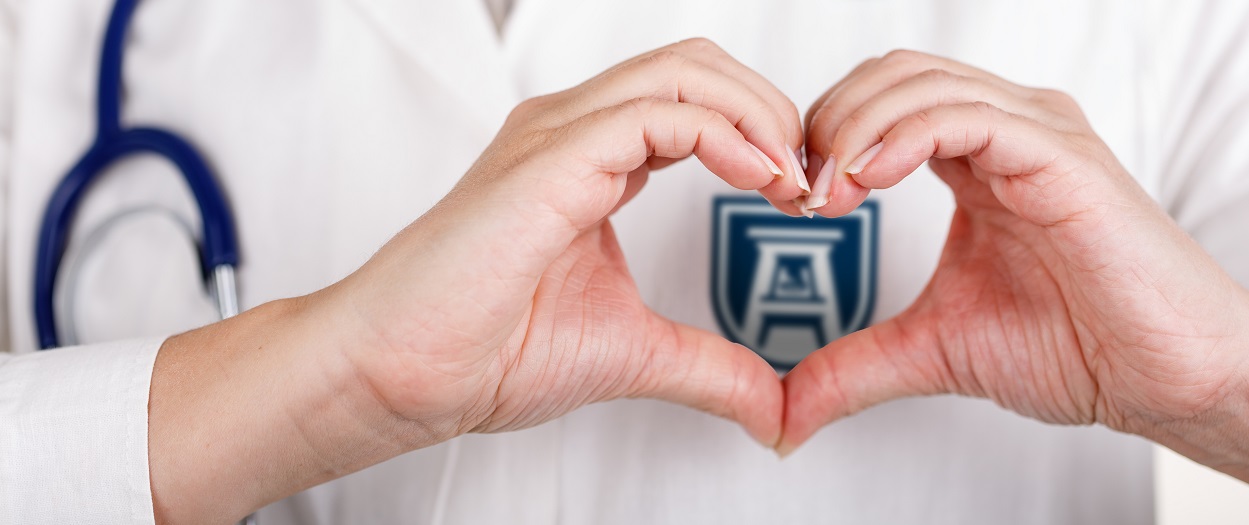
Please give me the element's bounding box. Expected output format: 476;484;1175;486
846;142;884;175
777;203;804;217
804;154;837;210
751;432;780;452
790;150;811;195
748;143;784;179
792;197;814;218
775;442;796;460
806;151;824;181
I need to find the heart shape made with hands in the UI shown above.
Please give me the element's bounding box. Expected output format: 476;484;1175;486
142;43;1249;523
352;42;1246;463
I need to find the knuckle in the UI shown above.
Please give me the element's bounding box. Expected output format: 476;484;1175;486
916;67;957;86
911;108;938;131
1033;87;1075;106
806;103;836;138
854;56;882;71
642;49;687;72
965;101;1003;133
783;100;802;124
840;110;874;136
505;95;553;129
706;106;732;127
969;100;1001;118
806;102;829;125
881;48;926;66
677;36;722;54
1033;88;1085;117
509;91;586;132
619;96;656;117
509;95;543;118
693;105;730;134
809;353;854;417
843;57;883;80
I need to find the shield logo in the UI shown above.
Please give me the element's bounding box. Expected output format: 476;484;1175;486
711;196;879;369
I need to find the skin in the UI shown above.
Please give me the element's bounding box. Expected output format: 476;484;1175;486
783;50;1249;481
145;42;1249;523
148;39;808;525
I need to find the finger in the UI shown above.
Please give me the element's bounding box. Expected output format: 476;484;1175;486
527;98;788;229
762;191;810;218
610;170;650;215
779;313;949;455
635;310;783;448
798;58;891;214
564;42;808;201
807;50;1024;158
626;159;802;216
673;38;805;147
799;58;894;216
804;71;1031;213
803;57;880;135
802;155;872;218
926;156;996;208
667;40;813;212
838;102;1086;226
804;51;1027;209
828;71;1034;180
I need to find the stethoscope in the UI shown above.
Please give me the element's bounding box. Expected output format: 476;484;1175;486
32;0;252;523
33;0;240;350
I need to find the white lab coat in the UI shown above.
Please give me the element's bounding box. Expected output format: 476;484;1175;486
2;0;1248;523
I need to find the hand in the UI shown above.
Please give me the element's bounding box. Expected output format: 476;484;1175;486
781;50;1249;480
336;38;814;444
150;38;808;524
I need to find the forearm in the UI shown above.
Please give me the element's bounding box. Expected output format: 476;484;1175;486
147;295;420;524
142;177;608;523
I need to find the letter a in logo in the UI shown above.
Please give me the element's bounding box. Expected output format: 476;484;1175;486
711;196;878;369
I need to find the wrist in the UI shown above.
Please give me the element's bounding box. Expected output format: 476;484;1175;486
1138;288;1249;483
148;296;417;524
1146;381;1249;483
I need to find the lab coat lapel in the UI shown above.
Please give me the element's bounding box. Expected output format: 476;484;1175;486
344;0;520;129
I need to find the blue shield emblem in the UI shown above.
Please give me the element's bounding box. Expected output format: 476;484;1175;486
711;196;879;369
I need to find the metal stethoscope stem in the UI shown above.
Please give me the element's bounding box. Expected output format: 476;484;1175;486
32;0;249;521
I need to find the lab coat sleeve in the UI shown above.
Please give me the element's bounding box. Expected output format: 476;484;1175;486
0;340;164;524
1153;2;1249;287
0;4;161;524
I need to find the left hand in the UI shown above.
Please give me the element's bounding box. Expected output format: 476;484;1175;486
780;50;1249;480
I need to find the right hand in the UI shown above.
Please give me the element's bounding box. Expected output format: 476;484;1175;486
324;38;807;446
152;39;808;523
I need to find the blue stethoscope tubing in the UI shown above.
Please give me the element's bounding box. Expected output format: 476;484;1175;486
33;0;241;350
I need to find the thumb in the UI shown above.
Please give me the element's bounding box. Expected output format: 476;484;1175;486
779;311;951;455
633;310;784;448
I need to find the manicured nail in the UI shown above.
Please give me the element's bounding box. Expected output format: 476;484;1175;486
775;442;796;460
792;197;814;218
806;151;824;181
845;142;884;175
790;150;811;194
748;143;784;179
804;154;837;210
777;203;804;217
748;428;782;451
